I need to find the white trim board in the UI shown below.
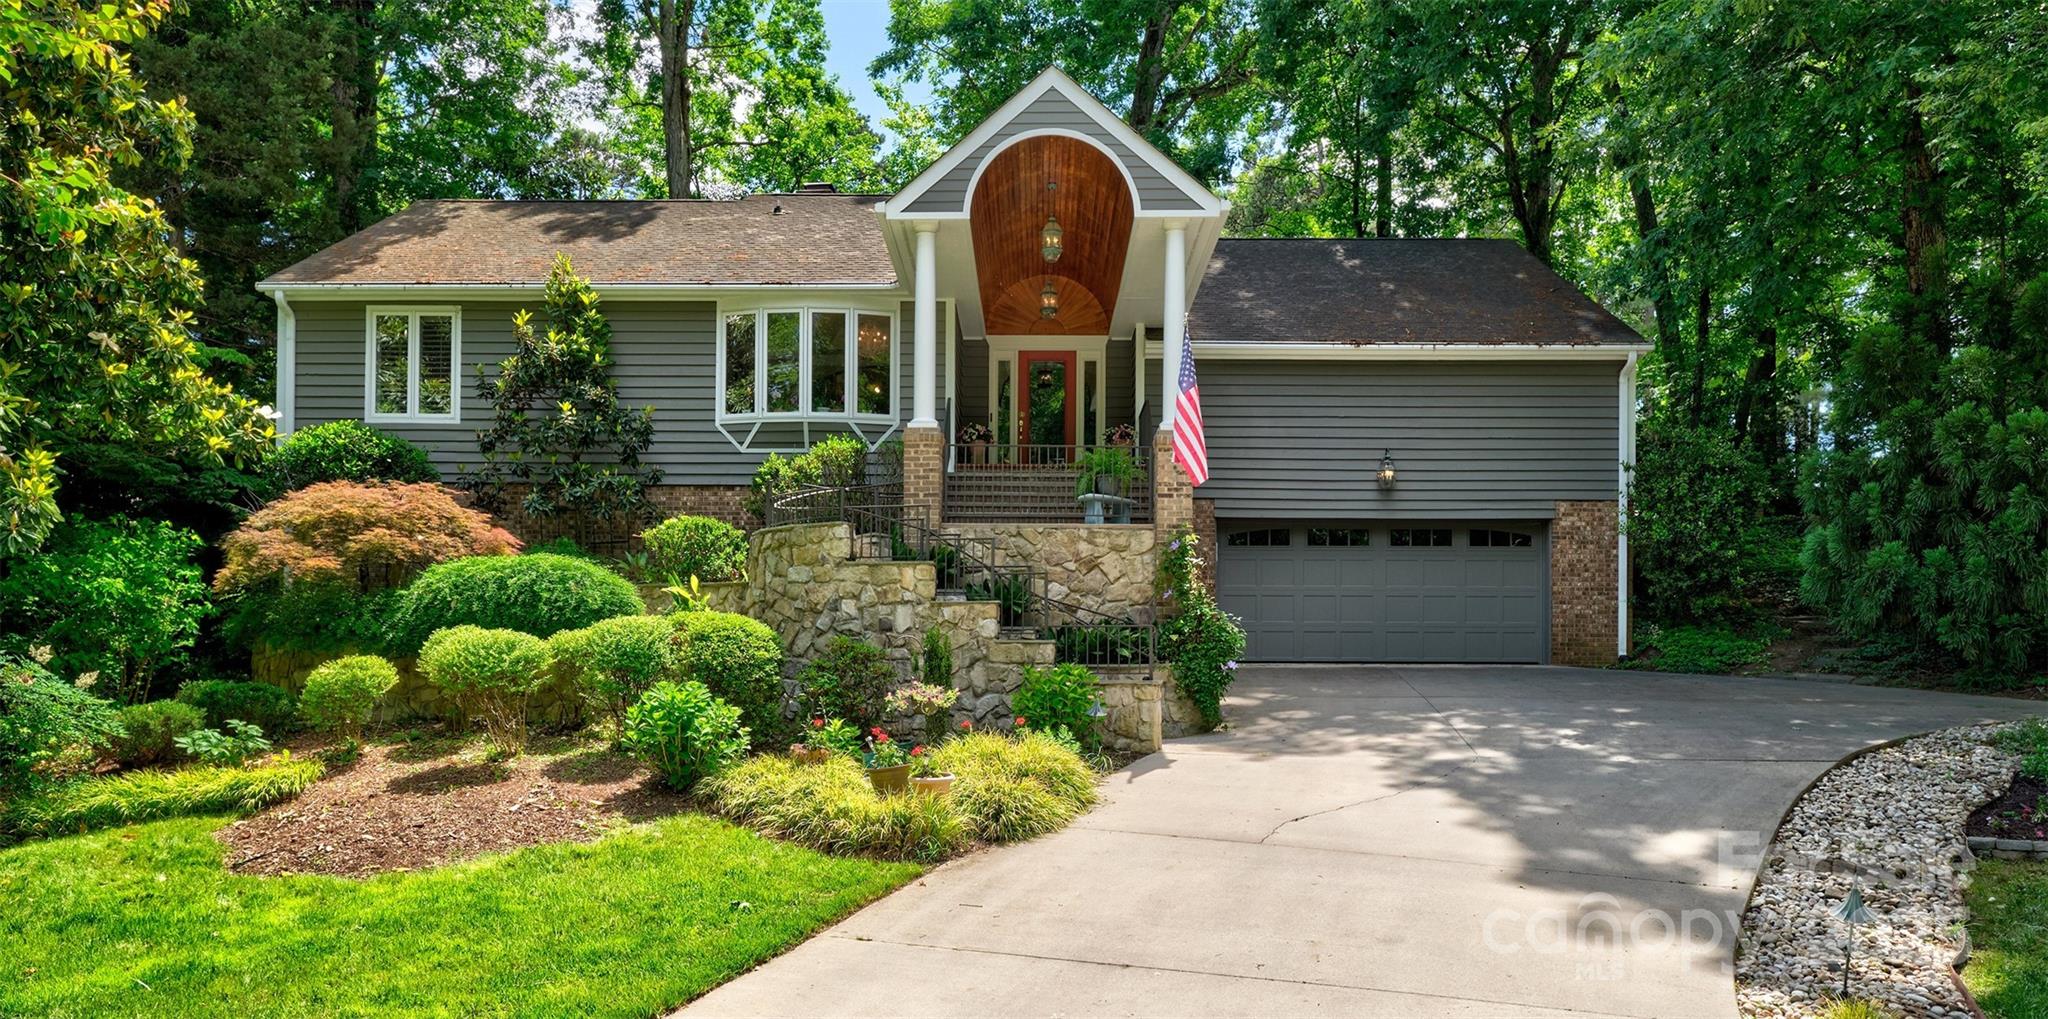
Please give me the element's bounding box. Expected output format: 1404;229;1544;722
1143;340;1652;361
362;305;463;426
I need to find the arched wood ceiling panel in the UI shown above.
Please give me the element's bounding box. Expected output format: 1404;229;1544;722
969;135;1134;336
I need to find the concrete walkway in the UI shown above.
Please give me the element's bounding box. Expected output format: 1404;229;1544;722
683;666;2040;1018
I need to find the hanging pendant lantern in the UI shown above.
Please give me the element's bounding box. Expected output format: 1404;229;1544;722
1041;214;1064;263
1039;279;1059;319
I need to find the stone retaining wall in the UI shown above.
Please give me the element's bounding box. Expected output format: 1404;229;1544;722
946;523;1158;618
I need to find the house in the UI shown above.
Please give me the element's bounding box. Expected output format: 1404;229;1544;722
258;67;1644;670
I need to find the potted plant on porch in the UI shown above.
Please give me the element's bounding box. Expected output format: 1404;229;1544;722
957;421;993;465
863;728;913;794
1075;445;1139;498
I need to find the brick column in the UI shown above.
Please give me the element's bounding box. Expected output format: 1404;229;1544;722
1152;430;1192;540
1550;499;1619;666
902;426;945;528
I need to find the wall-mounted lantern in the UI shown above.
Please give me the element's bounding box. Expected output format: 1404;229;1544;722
1039;279;1059;319
1041;214;1064;263
1377;449;1397;489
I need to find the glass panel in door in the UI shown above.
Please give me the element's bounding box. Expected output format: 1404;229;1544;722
1018;351;1075;463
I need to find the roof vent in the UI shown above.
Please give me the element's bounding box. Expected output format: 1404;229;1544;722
796;182;837;194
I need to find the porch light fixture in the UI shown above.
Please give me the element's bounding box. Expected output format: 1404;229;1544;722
1039;279;1059;319
1377;449;1397;489
1040;214;1064;263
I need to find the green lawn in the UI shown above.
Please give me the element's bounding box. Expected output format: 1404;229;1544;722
1965;858;2048;1019
0;812;919;1018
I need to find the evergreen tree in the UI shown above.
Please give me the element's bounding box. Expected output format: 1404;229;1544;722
467;257;662;539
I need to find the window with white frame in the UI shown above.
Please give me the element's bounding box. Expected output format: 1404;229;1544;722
720;307;894;419
366;307;459;422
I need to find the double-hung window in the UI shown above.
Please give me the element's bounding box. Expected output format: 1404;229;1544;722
721;306;894;420
365;307;460;422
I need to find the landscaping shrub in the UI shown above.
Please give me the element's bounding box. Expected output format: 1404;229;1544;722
797;637;896;731
1012;663;1103;752
1995;719;2048;781
796;716;864;756
623;681;749;791
746;434;869;516
523;536;599;560
0;514;208;704
417;626;552;755
552;614;677;731
948;774;1078;843
672;611;784;746
1629;624;1772;675
5;758;322;839
918;628;953;687
264;420;439;493
640;515;747;582
175;680;299;735
383;553;643;653
298;656;400;745
702;754;970;862
0;655;124;800
928;730;1098;813
214;481;520;653
1156;525;1245;729
1626;421;1796;623
110;700;205;768
174;720;272;767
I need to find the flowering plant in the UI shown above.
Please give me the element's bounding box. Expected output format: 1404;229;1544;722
956;421;994;444
907;742;945;777
796;716;863;756
863;727;910;768
1106;423;1136;446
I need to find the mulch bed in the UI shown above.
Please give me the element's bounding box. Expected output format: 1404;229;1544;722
1968;771;2048;842
217;732;687;878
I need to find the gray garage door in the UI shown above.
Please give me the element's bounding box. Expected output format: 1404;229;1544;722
1215;522;1548;663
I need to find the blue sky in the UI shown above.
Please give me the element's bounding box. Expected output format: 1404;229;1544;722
818;0;933;138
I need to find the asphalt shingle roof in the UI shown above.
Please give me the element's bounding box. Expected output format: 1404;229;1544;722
261;195;895;287
1190;237;1643;346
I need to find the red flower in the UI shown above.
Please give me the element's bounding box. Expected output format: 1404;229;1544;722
959;719;973;730
811;717;825;728
911;745;925;756
870;726;885;737
1015;716;1028;727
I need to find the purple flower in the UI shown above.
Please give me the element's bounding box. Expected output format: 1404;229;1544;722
1224;660;1239;671
1169;539;1182;552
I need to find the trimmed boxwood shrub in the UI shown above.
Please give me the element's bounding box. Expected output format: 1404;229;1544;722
418;626;552;755
383;553;644;654
264;420;439;493
552;615;678;731
796;637;895;731
673;611;783;747
174;680;299;736
110;700;206;767
622;681;749;791
299;655;400;744
640;515;747;582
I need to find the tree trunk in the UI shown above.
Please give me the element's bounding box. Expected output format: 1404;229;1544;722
1691;285;1709;426
331;0;379;232
1731;324;1776;453
1375;137;1393;238
1901;79;1948;351
1127;1;1172;135
1605;85;1680;361
659;0;695;199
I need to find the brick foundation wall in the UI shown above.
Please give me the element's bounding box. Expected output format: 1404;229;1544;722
1151;429;1193;540
1550;499;1619;666
1192;496;1217;593
484;483;753;549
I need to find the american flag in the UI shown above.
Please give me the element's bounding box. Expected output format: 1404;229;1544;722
1172;327;1209;486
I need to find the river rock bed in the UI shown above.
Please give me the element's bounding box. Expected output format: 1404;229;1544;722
1737;723;2021;1018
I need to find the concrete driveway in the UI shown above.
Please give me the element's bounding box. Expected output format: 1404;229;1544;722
684;666;2040;1018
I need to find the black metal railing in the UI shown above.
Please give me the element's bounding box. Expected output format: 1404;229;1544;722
944;442;1153;523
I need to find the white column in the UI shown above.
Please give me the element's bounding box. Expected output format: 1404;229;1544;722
1159;221;1187;433
911;222;939;428
1132;321;1146;428
271;290;297;435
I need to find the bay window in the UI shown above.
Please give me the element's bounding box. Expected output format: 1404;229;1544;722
365;307;460;422
721;306;895;419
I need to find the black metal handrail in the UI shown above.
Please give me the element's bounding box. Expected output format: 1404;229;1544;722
943;441;1154;524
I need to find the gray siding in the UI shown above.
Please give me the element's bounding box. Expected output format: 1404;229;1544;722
902;91;1205;214
292;297;937;486
1189;359;1623;518
956;335;989;429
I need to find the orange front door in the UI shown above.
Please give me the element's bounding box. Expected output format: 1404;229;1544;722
1017;351;1078;454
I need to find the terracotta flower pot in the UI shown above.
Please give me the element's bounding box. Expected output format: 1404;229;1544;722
791;746;832;765
966;441;987;465
910;774;955;797
866;762;912;795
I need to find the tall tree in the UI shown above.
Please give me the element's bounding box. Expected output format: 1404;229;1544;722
590;0;759;197
0;0;272;553
719;0;883;192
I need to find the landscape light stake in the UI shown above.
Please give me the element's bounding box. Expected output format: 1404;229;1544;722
1832;882;1875;999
